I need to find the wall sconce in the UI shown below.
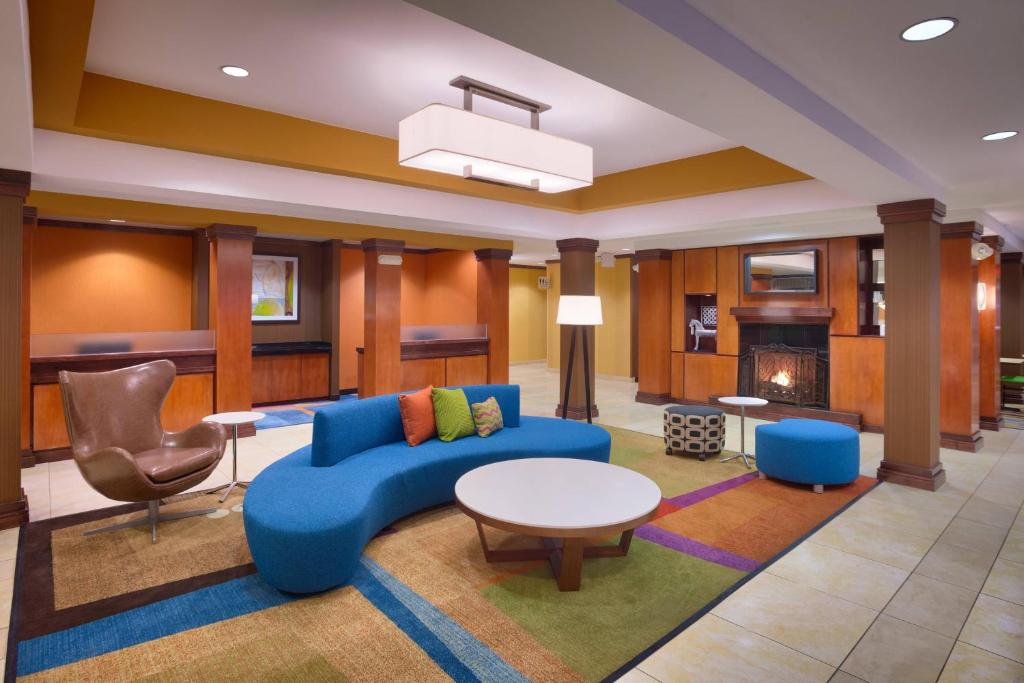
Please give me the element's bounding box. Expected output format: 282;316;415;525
377;254;403;266
972;241;994;261
977;282;988;311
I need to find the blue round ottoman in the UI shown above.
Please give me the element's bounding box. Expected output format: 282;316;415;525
755;418;859;493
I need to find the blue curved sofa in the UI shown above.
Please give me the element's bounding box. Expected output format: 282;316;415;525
243;384;611;593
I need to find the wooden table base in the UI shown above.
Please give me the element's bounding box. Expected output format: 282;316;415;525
474;521;634;591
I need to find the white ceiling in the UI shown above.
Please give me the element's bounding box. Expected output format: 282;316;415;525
0;0;33;172
685;0;1024;189
85;0;733;176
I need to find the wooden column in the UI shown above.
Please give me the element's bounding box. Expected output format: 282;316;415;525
877;199;945;491
1000;252;1023;359
362;239;404;397
475;248;512;384
0;170;30;528
636;249;673;404
321;240;343;398
191;230;211;329
939;222;982;451
206;224;256;432
978;236;1002;430
556;238;599;418
20;207;35;468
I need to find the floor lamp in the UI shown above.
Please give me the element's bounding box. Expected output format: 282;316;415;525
557;295;603;423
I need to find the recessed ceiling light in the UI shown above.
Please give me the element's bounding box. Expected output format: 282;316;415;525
109;218;126;223
220;65;249;78
900;17;957;42
620;248;630;252
981;130;1018;141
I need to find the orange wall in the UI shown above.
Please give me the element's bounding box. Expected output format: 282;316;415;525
31;226;193;333
401;252;428;325
424;251;477;325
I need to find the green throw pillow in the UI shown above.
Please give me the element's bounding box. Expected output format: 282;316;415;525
431;388;476;442
471;396;504;437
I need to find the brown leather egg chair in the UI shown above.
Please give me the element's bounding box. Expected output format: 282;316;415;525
58;360;227;543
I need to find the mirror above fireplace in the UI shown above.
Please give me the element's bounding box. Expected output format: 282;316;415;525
744;250;818;294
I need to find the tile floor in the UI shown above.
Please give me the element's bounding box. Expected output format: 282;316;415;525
7;360;1024;681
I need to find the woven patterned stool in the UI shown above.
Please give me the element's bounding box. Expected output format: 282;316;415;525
664;405;726;461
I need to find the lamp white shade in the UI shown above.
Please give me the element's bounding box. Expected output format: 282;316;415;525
398;104;593;193
557;295;603;326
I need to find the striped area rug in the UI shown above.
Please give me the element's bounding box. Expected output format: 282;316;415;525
9;426;874;681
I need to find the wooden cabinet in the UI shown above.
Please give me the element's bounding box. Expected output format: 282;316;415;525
446;355;488;386
829;336;884;430
683;353;738;403
401;358;446;390
252;352;330;405
684;248;717;294
32;372;214;453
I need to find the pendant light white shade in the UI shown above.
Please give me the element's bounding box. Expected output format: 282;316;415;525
557;295;603;326
399;104;593;193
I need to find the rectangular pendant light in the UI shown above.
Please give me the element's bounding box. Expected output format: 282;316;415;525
398;104;593;193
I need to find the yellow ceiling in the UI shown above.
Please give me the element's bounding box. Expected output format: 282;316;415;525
28;0;812;214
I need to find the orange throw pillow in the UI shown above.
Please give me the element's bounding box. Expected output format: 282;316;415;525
399;385;437;446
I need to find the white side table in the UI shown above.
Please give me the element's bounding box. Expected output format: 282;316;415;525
203;411;265;502
716;397;768;469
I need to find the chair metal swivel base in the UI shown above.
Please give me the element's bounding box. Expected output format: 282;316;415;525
83;499;218;544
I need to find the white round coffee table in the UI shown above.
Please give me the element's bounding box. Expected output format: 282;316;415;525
203;411;265;502
716;396;768;468
455;458;661;591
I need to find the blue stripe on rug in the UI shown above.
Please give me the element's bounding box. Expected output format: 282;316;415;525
353;557;528;683
17;574;293;676
255;409;314;430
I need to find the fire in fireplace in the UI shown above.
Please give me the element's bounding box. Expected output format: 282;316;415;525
739;343;828;408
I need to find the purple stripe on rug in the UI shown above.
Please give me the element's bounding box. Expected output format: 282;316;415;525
636;525;760;572
667;472;758;509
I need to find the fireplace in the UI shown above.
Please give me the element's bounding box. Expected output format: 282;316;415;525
738;324;829;409
740;344;827;407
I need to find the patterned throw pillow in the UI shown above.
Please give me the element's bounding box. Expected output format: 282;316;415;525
470;397;504;437
431;387;476;442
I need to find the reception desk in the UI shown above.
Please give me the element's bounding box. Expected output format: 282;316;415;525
28;331;216;464
252;341;331;405
356;325;489;395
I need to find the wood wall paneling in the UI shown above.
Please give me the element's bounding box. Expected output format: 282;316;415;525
321;241;342;397
670;251;685;352
828;237;859;336
191;230;210;329
636;250;672;403
475;249;512;384
737;239;830;309
939;226;981;450
401;357;446;390
684;248;716;294
829;336;885;429
877;200;944;490
207;224;256;415
978;237;1002;429
0;171;29;526
362;239;404;397
683;353;738;403
445;354;488;386
670;351;684;400
716;246;739;355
